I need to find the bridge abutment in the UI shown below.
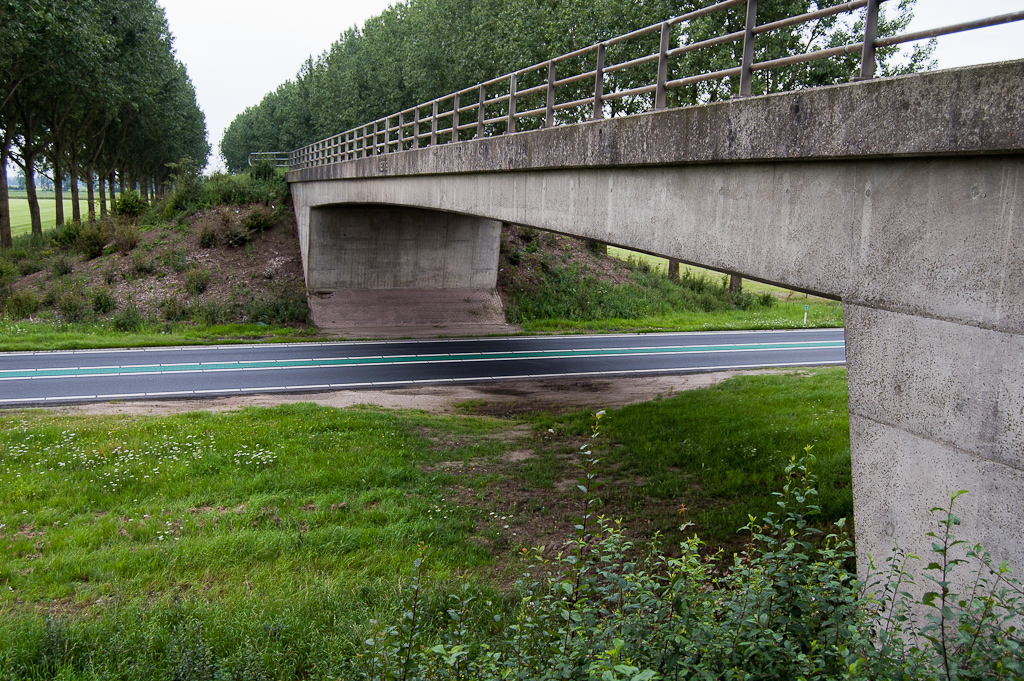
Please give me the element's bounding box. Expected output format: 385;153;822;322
301;203;500;291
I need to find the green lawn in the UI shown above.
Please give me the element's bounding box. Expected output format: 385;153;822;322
6;190;96;236
0;369;852;678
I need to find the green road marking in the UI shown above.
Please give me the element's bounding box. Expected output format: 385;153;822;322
0;341;844;381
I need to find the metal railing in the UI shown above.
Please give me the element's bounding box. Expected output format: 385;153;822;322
249;152;291;168
287;1;1024;171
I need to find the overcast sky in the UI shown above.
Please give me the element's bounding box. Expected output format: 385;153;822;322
157;0;1024;172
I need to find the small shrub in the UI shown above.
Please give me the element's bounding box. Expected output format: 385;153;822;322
7;288;39;318
132;250;155;275
757;291;776;307
104;268;118;285
221;221;252;248
193;301;226;326
48;255;74;278
56;287;90;322
116;189;147;221
184;267;211;295
18;258;43;276
51;220;81;248
113;223;139;253
165;248;189;272
242;205;276;232
75;222;109;260
507;248;523;266
160;296;190;321
92;289;117;314
248;159;277;183
199;224;218;248
113;300;144;332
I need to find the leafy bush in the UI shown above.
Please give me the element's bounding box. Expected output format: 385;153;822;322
354;443;1024;681
236;284;309;325
242;205;276;232
113;300;144;332
7;288;39;318
199;224;218;248
221;221;252;248
184;267;211;295
75;222;109;260
113;222;139;253
248;159;277;183
168;156;203;213
51;220;81;248
165;248;189;272
131;250;156;275
56;286;90;322
116;190;148;221
18;257;43;276
48;255;74;278
193;301;227;325
160;296;191;321
92;289;117;314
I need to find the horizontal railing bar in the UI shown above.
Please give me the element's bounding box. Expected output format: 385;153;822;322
604;51;660;75
875;10;1024;48
665;65;741;88
515;105;547;119
482;115;507;126
750;41;863;71
667;29;744;58
515;82;549;98
554;69;598;87
601;83;658;102
754;0;869;36
553;96;593;112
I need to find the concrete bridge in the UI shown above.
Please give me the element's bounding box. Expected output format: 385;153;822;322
282;3;1024;584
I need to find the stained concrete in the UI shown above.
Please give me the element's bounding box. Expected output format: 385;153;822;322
305;205;500;291
287;60;1024;587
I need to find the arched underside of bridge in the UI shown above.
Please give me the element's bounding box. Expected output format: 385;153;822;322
287;61;1024;585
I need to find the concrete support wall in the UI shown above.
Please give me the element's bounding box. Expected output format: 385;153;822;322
287;61;1024;582
304;205;500;291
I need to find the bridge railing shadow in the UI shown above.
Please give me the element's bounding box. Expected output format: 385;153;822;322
285;0;1024;172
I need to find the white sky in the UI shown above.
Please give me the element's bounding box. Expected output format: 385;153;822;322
156;0;1024;173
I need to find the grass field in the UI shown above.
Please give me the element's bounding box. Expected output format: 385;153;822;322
0;369;852;678
6;190;95;236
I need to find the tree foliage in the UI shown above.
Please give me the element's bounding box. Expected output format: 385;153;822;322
0;0;209;246
221;0;933;172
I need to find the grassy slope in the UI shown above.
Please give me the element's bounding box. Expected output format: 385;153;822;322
0;369;851;677
6;191;94;237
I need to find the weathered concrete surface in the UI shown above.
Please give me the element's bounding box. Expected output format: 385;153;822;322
288;60;1024;583
304;205;499;291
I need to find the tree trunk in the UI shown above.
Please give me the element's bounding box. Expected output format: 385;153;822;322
729;275;743;293
98;175;107;219
108;169;116;208
0;139;11;249
53;140;65;227
668;258;680;282
86;165;96;221
24;157;42;238
70;145;81;223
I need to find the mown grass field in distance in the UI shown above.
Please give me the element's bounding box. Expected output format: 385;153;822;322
6;190;94;237
0;368;851;678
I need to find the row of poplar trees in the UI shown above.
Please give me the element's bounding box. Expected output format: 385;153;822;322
0;0;210;248
221;0;932;172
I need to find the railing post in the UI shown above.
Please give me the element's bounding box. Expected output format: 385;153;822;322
398;112;404;150
431;100;438;146
739;0;757;97
593;43;605;120
507;72;517;134
452;92;460;142
545;61;556;128
413;106;420;148
655;22;670;109
371;121;377;156
858;0;880;80
477;84;486;138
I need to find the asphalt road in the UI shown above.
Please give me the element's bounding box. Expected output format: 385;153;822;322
0;329;845;406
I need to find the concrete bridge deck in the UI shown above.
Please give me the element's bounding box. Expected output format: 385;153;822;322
286;60;1024;584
